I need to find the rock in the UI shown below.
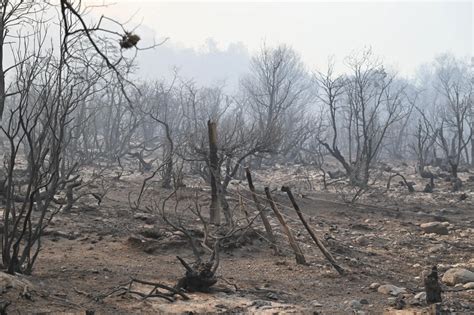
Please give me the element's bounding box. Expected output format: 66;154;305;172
250;300;272;309
408;298;422;307
266;292;278;300
436;208;459;215
442;268;474;286
360;299;369;305
127;235;145;245
310;300;323;307
414;292;426;301
139;227;163;239
349;299;362;310
377;284;407;296
427;244;445;253
355;236;370;246
463;282;474;289
390;296;406;310
133;213;156;224
42;229;78;240
215;304;228;310
420;222;449;235
0;273;33;292
369;282;380;290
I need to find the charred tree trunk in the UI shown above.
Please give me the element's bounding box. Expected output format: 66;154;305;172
208;120;221;225
423;176;435;193
471;128;474;167
162;157;173;189
281;186;344;275
424;266;442;304
264;187;306;265
449;161;458;179
245;168;278;255
63;180;82;212
217;179;232;226
386;173;415;193
0;19;5;122
128;152;152;173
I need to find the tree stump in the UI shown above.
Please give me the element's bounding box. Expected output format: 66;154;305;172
175;256;218;292
424;266;442;304
0;300;10;315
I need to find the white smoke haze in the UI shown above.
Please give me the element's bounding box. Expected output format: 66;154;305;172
82;0;472;87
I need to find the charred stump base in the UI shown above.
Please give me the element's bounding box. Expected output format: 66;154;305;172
0;300;11;315
175;256;218;293
424;266;442;304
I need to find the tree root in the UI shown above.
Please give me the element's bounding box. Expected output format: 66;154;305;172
99;278;189;302
175;256;218;292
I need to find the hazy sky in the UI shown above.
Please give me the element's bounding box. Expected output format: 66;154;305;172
86;1;473;86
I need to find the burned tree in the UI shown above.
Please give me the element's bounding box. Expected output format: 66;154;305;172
316;51;410;187
1;36;86;274
433;55;472;181
0;0;144;274
241;44;312;163
0;1;47;122
411;115;438;178
145;189;258;293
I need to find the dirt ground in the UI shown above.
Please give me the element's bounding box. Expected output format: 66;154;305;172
1;163;473;314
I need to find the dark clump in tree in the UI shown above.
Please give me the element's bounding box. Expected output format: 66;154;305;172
120;32;141;49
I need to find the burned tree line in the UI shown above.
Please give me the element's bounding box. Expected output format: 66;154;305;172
0;0;472;277
0;0;149;274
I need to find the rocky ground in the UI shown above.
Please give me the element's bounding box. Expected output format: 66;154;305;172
1;162;473;314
